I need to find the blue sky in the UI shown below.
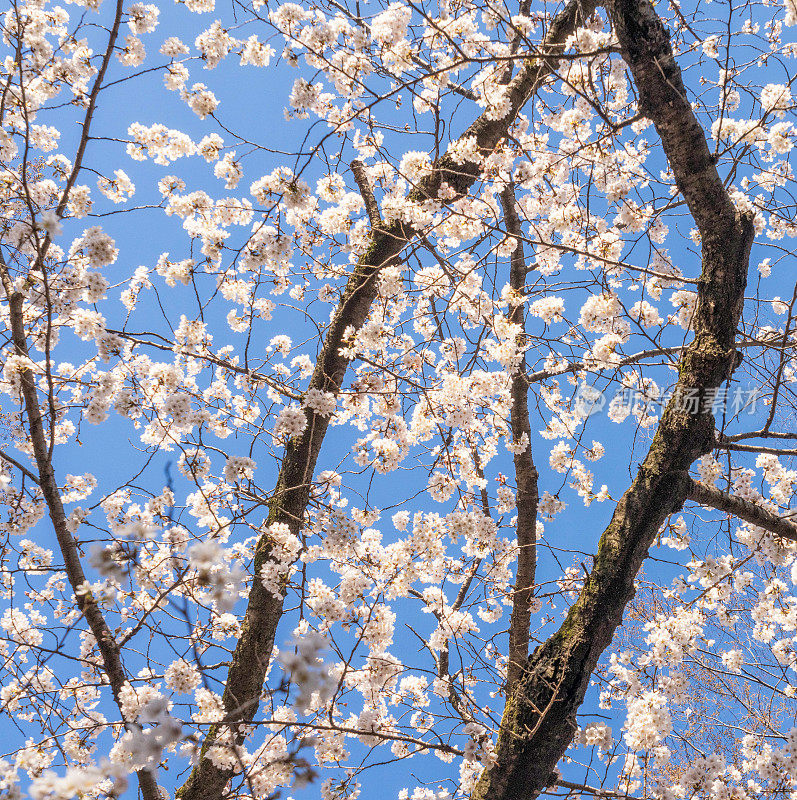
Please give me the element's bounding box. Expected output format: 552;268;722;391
3;0;797;797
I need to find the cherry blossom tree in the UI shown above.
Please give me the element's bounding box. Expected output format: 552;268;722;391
2;0;797;798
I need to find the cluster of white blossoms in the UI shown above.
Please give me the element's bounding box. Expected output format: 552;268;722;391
223;455;256;483
4;0;797;796
110;694;183;773
186;538;245;612
272;403;308;443
277;632;335;712
164;659;201;695
260;522;302;597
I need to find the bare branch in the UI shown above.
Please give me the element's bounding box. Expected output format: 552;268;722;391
499;185;539;694
0;449;40;485
351;159;382;227
688;479;797;542
719;442;797;457
555;779;630;798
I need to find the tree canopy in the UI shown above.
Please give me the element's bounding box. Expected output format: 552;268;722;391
2;0;797;798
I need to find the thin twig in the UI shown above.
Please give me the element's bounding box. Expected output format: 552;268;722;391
0;450;40;484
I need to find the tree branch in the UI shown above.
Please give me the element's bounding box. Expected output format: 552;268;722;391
175;2;599;799
471;0;755;796
350;159;382;227
0;449;40;485
719;442;797;457
0;266;161;800
688;479;797;542
499;185;539;694
555;779;629;798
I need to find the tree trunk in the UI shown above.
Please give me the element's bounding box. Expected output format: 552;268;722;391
471;0;755;796
175;3;598;798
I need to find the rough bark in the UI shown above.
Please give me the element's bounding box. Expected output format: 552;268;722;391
688;480;797;542
175;3;598;798
470;0;755;797
500;186;539;693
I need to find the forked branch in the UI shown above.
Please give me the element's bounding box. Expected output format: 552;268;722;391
471;0;755;796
